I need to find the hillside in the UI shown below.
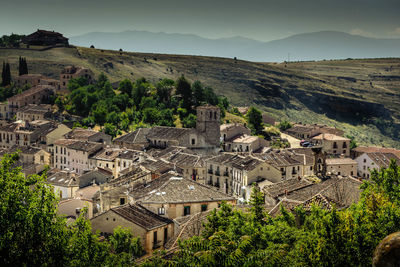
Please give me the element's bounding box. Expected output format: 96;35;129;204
69;30;400;62
1;46;399;147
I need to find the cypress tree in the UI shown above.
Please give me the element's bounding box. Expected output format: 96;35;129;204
18;57;22;76
3;62;11;86
1;62;5;86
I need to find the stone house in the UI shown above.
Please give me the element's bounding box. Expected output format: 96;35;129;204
60;66;94;89
22;29;69;46
355;152;400;179
14;74;46;88
91;203;174;254
0;121;43;148
130;173;236;220
312;133;350;157
325;157;357;177
16;104;51;122
259;150;305;181
223;134;269;153
220;123;251;142
230;155;279;201
0;102;10;120
285;123;344;140
113;128;151;150
7;85;55;117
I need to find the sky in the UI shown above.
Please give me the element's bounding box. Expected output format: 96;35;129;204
1;0;400;41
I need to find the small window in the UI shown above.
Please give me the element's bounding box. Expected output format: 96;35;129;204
158;207;165;215
120;197;126;205
191;138;195;145
201;204;208;212
184;206;190;216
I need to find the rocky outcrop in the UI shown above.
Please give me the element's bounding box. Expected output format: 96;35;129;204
373;232;400;267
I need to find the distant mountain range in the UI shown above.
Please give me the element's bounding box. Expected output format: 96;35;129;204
69;30;400;62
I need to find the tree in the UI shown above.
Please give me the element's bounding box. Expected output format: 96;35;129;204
278;120;292;131
181;113;197;128
118;79;133;97
1;62;11;86
192;80;204;106
246;106;263;134
0;153;68;266
176;75;193;111
18;57;28;76
156;78;174;105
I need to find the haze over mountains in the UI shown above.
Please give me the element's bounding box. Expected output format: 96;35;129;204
70;30;400;62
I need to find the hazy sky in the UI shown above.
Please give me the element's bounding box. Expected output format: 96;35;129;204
1;0;400;41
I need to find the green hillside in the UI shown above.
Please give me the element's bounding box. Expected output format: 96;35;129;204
1;46;399;147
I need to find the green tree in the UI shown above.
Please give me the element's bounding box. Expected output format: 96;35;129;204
278;120;292;131
192;80;204;106
118;79;133;97
246;106;263;134
181;113;197;128
1;62;11;86
0;153;68;266
176;75;193;111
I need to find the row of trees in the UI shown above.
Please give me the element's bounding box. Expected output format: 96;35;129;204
144;160;400;266
60;74;229;137
0;33;24;48
0;153;143;266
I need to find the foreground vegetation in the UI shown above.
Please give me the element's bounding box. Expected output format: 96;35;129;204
2;151;400;266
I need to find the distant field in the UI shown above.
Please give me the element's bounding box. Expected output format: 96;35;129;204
1;46;399;148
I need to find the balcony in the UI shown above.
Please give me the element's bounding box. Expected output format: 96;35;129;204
208;169;213;174
215;182;220;188
223;171;229;177
215;170;220;176
153;240;162;249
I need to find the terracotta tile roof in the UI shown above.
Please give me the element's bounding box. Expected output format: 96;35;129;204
17;104;51;115
113;128;151;144
354;146;400;157
146;126;191;141
263;178;312;198
138;175;235;204
326;157;357;165
227;134;258;143
110;203;172;230
230;156;264;171
75;185;100;200
312;133;350;141
64;128;100;139
47;170;79;187
257;150;303;168
366;152;400;169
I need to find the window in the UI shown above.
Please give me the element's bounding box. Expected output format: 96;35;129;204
158;207;165;215
164;228;168;244
201;204;208;212
364;159;367;163
351;171;354;176
183;206;190;216
119;197;126;205
343;150;346;154
191;138;195;145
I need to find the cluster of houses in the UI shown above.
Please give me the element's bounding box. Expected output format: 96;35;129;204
1;64;400;256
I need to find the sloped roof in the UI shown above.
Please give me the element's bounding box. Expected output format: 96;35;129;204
114;128;151;144
110;203;172;231
146;126;191;141
366;152;400;169
133;174;235;204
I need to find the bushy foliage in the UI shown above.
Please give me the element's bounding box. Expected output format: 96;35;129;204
246;106;263;134
61;74;228;137
278;120;292;131
0;153;143;266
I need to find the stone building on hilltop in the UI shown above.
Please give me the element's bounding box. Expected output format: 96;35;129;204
22;29;69;46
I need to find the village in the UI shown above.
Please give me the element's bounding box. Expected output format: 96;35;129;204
1;29;400;257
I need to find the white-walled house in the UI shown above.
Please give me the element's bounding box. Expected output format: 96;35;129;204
355;152;400;179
